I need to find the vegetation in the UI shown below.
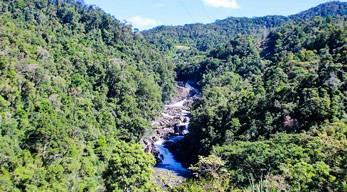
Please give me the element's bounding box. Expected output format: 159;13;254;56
1;0;347;191
0;0;174;191
143;16;289;52
172;11;347;192
143;1;347;52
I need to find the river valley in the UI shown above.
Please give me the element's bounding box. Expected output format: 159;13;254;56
146;82;199;183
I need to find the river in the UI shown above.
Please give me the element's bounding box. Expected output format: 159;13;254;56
153;83;198;181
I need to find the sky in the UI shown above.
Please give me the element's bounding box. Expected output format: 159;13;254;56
83;0;347;30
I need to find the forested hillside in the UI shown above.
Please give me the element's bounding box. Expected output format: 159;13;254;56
143;1;347;52
0;0;174;191
172;12;347;192
290;1;347;21
143;16;289;52
1;0;347;191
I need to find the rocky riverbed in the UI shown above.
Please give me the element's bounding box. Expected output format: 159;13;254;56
141;81;199;181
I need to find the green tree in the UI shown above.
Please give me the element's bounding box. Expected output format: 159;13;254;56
103;141;157;192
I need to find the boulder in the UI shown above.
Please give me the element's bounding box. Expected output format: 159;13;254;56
152;136;159;141
179;125;186;135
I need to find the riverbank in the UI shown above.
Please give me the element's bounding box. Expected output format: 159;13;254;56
142;81;198;183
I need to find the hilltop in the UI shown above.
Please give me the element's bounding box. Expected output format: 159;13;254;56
1;0;347;191
143;1;347;52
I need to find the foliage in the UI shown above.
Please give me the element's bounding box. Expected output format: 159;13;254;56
2;0;347;191
168;176;232;192
0;0;174;190
103;141;157;191
169;155;232;192
143;1;347;53
188;154;226;179
172;10;347;192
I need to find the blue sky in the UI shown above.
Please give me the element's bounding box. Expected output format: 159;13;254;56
83;0;347;30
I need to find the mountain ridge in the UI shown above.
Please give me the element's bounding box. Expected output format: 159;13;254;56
143;1;347;52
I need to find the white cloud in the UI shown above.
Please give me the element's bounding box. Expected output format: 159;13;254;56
203;0;240;9
127;16;158;29
153;3;166;8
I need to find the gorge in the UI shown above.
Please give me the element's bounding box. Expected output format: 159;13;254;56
1;0;347;191
144;82;199;181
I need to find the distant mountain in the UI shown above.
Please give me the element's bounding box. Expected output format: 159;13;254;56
143;16;289;52
290;1;347;21
143;1;347;52
173;9;347;191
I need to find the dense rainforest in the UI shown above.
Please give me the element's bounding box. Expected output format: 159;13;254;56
1;0;347;191
143;1;347;52
152;2;347;191
0;0;174;191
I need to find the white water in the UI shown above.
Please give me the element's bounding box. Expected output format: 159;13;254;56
164;83;199;108
162;113;175;118
154;116;191;178
154;138;190;177
185;82;199;97
165;99;186;107
154;83;199;179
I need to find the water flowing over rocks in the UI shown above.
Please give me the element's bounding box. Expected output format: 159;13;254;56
142;81;199;180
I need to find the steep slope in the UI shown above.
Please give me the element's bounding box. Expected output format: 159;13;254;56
143;16;289;52
174;14;347;192
0;0;174;191
143;1;347;52
290;1;347;21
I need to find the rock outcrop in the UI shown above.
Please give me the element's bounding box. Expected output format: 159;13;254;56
142;81;198;163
